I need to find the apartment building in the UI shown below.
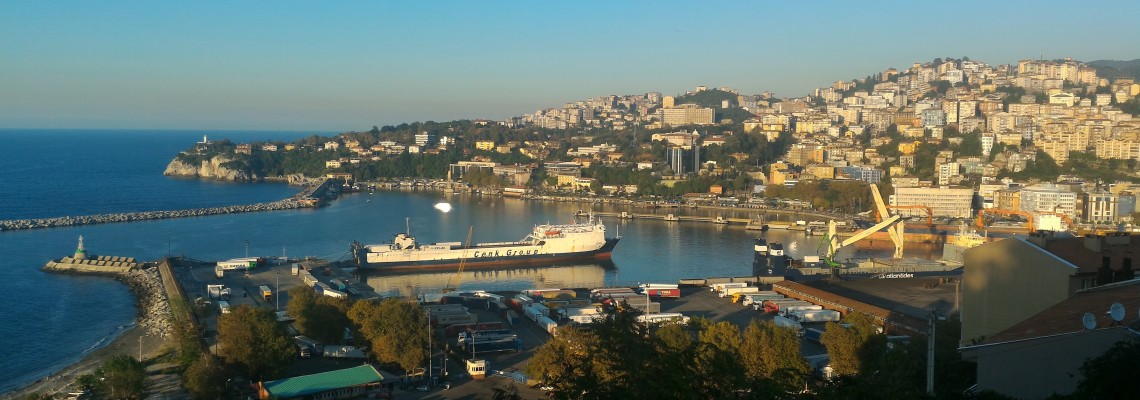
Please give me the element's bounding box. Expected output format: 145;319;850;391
892;186;974;218
1019;183;1078;218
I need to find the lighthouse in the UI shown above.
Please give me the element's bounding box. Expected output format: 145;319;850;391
74;235;88;260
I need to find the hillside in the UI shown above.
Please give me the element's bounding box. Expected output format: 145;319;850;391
1087;59;1140;81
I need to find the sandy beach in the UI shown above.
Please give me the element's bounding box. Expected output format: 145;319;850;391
1;266;175;399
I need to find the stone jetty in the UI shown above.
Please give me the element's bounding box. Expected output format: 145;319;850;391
1;198;307;231
43;238;174;338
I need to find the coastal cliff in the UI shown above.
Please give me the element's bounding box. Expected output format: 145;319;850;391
163;155;254;181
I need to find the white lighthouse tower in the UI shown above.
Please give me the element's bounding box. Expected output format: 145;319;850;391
74;235;88;260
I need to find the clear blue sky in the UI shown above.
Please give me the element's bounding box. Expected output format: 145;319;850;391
2;1;1136;131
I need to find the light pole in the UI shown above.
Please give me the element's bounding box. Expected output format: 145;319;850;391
275;269;280;311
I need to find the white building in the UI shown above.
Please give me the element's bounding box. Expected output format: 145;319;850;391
892;186;974;219
1019;183;1078;219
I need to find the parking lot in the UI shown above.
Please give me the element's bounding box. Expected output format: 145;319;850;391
173;259;952;399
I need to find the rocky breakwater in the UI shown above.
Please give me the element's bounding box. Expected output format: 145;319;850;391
43;260;173;338
0;199;308;231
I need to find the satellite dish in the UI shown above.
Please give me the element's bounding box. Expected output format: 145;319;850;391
1109;303;1125;322
1081;312;1097;330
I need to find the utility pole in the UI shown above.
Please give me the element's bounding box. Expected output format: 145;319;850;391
275;269;280;311
139;335;143;361
927;308;938;395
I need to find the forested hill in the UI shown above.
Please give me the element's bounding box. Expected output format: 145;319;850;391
1087;59;1140;81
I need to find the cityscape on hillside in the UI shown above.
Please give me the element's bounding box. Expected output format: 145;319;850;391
194;57;1140;232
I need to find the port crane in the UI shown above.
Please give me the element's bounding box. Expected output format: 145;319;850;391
975;209;1035;232
443;226;474;293
877;205;933;227
821;183;905;267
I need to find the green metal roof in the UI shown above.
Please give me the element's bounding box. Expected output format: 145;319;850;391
262;364;383;398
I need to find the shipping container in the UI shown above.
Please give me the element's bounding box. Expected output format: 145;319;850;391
719;286;760;298
503;310;520;326
636;313;690;325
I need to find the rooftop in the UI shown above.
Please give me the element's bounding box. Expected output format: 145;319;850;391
978;278;1140;345
261;364;383;398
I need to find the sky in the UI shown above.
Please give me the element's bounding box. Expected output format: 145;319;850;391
2;0;1137;131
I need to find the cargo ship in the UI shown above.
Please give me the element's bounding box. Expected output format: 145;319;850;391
352;216;620;270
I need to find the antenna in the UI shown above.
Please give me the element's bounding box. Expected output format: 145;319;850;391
1081;312;1097;330
1109;303;1125;323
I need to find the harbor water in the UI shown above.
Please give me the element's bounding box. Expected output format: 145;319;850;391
0;129;918;393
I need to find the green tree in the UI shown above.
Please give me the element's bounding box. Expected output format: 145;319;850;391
287;287;351;344
97;355;147;399
820;313;886;376
740;320;810;388
217;305;295;380
183;354;226;400
1071;338;1140;399
692;321;744;398
348;298;427;373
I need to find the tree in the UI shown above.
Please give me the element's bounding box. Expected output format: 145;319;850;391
740;320;810;388
491;383;523;400
820;313;886;376
348;298;427;373
287;286;351;344
216;305;296;380
1071;338;1140;399
97;355;146;399
183;354;226;400
692;321;744;398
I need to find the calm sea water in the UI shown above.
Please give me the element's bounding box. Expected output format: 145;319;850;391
0;129;904;393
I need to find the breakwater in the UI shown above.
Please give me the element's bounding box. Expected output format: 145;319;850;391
0;199;308;231
42;259;173;338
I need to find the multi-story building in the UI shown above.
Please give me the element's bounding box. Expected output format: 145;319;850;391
1020;183;1078;218
1094;139;1140;160
839;165;882;184
661;104;714;126
1082;191;1118;224
475;141;495;151
892;186;974;218
414;132;437;147
994;188;1022;211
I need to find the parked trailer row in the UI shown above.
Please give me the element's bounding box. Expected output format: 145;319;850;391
741;294;785;307
779;305;824;317
773;315;804;336
764;300;815;313
636;313;690;325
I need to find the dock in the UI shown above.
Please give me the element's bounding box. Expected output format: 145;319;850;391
577;211;942;243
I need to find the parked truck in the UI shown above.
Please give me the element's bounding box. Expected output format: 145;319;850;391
773;315;804;336
790;309;842;323
780;305;823;317
465;337;522;355
710;282;748;293
719;286;760;298
803;327;825;344
458;329;517;346
741;294;785;307
259;285;273;302
764;300;814;313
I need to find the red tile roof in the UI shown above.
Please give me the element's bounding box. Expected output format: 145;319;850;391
1037;235;1140;275
979;279;1140;345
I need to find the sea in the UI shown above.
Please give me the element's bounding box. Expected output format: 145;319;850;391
0;129;908;393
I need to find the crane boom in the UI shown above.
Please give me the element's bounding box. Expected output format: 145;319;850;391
869;184;905;259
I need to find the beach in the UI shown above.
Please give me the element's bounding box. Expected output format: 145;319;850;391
1;267;174;399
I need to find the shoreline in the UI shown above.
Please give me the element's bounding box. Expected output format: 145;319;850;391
1;266;174;399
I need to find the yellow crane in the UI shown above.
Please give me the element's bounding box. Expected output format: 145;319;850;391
443;226;474;293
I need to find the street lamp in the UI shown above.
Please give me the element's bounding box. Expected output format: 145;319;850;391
275;269;280;311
